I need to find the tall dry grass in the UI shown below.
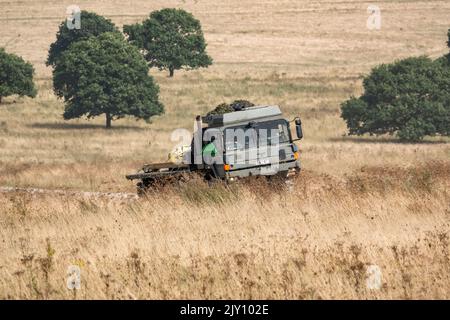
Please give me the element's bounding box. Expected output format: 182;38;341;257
0;162;449;299
1;0;450;299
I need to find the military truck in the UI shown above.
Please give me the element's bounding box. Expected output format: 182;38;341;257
126;105;303;194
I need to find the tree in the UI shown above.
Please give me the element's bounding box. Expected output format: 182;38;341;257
448;28;450;49
47;11;119;67
0;48;37;104
53;32;164;128
447;28;450;63
435;28;450;66
124;8;212;77
341;56;450;141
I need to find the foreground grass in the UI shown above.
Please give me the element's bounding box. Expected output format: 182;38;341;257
1;162;449;299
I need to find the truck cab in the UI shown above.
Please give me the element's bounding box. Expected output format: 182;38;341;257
193;105;303;181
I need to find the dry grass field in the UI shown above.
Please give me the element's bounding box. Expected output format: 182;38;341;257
0;0;449;299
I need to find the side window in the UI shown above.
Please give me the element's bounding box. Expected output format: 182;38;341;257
278;123;289;143
204;129;223;150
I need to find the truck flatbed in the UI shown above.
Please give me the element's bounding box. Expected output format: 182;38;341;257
141;162;189;171
126;162;190;181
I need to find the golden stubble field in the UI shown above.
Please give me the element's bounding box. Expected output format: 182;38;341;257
0;0;449;299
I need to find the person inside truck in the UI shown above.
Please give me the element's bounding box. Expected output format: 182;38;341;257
202;136;217;159
203;136;219;178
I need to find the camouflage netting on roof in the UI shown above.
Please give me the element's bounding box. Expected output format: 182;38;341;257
206;100;255;116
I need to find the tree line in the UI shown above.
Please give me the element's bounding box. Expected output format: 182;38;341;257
0;12;449;140
1;8;212;128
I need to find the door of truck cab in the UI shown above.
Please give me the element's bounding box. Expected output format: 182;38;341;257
202;128;225;178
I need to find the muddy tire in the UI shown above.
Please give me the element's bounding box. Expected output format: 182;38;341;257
266;171;288;182
136;181;148;197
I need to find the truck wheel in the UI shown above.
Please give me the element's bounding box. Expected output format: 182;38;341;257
136;180;151;197
136;182;145;197
266;171;291;190
267;171;288;182
203;172;220;186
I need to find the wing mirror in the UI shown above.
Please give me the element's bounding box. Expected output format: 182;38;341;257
294;117;303;140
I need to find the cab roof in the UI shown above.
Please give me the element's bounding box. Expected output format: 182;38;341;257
202;105;283;127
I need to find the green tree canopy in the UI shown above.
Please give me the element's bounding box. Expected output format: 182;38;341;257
447;28;450;48
447;28;450;63
124;8;212;77
47;11;119;67
53;32;164;128
0;48;37;104
341;56;450;141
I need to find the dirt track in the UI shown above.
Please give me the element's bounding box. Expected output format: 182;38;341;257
0;186;138;200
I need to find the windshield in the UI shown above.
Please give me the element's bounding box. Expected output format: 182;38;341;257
224;119;290;151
